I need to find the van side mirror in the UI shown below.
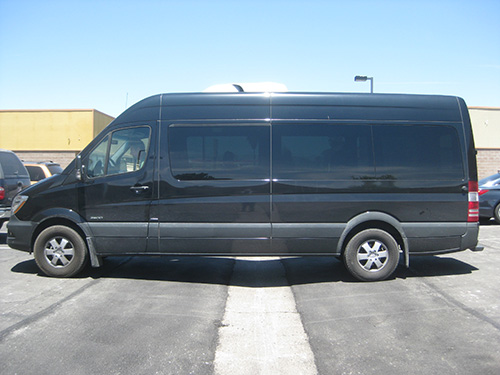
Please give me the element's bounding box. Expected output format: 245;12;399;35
76;154;85;181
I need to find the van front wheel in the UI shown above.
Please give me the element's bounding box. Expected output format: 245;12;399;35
34;226;88;277
343;229;399;281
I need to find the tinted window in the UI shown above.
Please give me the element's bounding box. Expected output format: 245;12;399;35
0;152;29;178
87;136;109;178
26;166;46;181
48;165;63;175
273;124;374;180
169;125;269;180
86;126;151;178
373;125;464;180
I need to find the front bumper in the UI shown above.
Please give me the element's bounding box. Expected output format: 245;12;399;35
6;215;34;252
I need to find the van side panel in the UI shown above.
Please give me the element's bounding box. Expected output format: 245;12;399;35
270;96;471;255
159;93;272;121
156;97;272;254
270;93;463;122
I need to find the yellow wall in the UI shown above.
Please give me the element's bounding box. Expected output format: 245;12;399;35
0;110;114;151
93;110;115;138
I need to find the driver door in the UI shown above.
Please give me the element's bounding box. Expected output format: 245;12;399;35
79;124;155;254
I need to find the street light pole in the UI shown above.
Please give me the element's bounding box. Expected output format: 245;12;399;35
354;75;374;93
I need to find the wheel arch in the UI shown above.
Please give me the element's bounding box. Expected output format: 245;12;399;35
337;212;410;267
30;208;100;266
32;217;88;251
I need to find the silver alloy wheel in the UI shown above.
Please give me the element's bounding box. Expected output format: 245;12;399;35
43;236;75;268
356;239;389;272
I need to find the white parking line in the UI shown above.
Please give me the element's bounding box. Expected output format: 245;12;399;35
214;258;317;375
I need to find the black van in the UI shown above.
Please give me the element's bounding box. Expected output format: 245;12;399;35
0;149;30;228
7;92;482;281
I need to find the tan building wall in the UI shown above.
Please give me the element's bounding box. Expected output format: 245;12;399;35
93;110;114;138
0;109;114;168
469;107;500;179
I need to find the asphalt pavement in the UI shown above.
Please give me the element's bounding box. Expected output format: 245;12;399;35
1;222;499;375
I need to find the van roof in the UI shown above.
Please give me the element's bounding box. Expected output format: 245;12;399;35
115;92;466;124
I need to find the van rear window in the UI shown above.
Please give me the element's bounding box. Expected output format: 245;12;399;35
372;125;464;180
169;125;270;180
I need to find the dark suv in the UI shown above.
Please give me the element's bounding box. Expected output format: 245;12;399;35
0;149;30;228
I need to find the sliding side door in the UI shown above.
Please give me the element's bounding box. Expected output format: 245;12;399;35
154;122;271;254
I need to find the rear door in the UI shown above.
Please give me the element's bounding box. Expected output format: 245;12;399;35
79;124;156;253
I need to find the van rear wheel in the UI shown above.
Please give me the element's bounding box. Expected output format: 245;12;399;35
343;229;399;281
34;225;88;277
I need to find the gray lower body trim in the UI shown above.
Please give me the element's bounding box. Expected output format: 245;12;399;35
401;222;467;237
159;223;271;238
87;222;149;237
272;223;344;238
402;222;479;254
87;222;149;254
86;221;479;257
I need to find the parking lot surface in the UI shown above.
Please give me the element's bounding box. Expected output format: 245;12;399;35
1;222;500;374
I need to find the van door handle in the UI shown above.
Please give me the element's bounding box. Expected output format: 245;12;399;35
130;185;149;193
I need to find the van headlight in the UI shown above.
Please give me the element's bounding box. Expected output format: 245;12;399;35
11;195;29;215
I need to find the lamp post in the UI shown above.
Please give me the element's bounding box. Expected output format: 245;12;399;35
354;75;374;93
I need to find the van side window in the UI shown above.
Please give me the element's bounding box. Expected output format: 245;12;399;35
273;124;374;180
86;126;151;178
373;125;464;180
169;125;270;180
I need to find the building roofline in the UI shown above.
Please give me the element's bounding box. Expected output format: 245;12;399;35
0;109;115;118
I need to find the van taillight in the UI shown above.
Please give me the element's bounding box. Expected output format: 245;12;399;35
0;186;4;200
468;181;479;222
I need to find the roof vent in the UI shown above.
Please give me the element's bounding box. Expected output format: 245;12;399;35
203;82;288;93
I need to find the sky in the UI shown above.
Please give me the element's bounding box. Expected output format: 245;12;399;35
1;0;499;118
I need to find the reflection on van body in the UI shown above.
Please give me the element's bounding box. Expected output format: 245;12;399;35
7;92;482;281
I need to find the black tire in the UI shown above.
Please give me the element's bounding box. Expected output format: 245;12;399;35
343;229;400;281
34;225;88;277
494;203;500;224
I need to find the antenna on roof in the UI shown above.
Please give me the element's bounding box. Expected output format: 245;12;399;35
233;84;244;92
